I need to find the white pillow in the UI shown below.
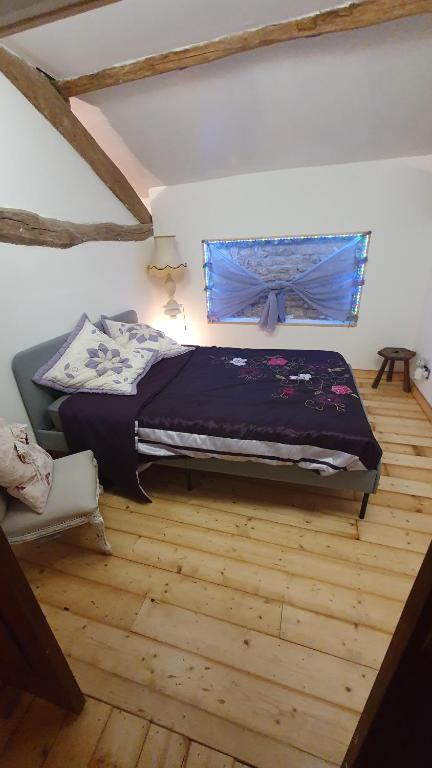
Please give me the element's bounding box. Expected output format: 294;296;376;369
33;314;157;395
0;420;53;514
101;317;190;361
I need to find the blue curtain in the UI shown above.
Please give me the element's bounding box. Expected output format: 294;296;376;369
205;235;367;331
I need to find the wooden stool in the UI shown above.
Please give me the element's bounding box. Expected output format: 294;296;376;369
372;347;416;392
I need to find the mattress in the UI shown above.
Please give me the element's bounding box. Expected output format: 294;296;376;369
135;426;368;474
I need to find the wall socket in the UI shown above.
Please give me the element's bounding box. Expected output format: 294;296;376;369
414;358;431;380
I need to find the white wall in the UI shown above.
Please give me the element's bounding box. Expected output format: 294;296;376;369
2;66;431;424
0;73;153;424
149;156;432;371
416;268;432;406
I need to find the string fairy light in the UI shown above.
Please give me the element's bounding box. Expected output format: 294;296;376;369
203;231;371;325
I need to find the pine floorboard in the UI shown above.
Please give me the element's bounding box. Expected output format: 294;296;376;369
1;378;431;767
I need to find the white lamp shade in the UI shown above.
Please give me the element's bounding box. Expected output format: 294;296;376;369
149;235;186;270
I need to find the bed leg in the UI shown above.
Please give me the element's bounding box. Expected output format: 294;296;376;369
359;493;370;520
185;469;193;492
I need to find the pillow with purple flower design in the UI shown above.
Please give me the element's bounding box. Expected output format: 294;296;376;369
101;317;190;362
33;314;157;395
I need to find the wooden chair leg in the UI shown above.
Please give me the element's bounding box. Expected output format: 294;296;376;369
90;511;112;554
403;360;411;392
386;360;395;381
372;358;387;389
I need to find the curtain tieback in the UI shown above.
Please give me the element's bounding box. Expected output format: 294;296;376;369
258;285;290;331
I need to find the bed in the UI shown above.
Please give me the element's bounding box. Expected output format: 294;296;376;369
12;310;381;518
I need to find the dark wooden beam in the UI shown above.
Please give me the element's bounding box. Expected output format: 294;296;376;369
0;1;120;38
57;0;432;97
0;207;153;248
0;45;152;225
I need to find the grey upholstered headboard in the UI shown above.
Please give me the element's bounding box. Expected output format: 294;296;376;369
12;310;138;450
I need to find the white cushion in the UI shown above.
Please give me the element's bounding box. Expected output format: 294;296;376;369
33;314;157;395
0;419;53;514
101;317;190;363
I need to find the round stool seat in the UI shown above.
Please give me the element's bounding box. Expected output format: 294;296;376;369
373;347;416;392
378;347;416;362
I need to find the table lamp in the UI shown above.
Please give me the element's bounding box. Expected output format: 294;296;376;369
148;235;187;317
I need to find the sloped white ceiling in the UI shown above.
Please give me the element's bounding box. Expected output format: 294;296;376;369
3;0;333;77
4;0;432;194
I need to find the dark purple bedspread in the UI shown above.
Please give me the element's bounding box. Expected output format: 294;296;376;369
60;350;194;496
60;346;381;496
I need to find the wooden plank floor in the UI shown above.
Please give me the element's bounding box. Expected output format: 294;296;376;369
2;374;432;768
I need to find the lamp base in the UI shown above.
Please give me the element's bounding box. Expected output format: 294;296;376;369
163;298;182;318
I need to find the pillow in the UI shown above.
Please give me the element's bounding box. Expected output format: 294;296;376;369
33;314;157;395
0;420;53;514
101;317;190;362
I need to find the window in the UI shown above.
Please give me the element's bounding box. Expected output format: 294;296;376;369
203;232;370;330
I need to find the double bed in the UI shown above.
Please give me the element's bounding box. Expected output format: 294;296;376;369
12;310;381;518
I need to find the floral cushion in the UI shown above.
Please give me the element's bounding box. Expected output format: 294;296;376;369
0;419;53;514
101;317;190;362
33;314;157;395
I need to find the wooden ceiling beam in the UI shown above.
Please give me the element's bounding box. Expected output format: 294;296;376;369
0;1;120;39
0;46;152;225
57;0;432;98
0;208;153;248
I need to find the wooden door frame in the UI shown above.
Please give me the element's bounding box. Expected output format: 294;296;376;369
0;527;84;713
343;537;432;766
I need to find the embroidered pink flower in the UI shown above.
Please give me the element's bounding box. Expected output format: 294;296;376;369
268;357;288;366
331;384;352;395
279;385;296;398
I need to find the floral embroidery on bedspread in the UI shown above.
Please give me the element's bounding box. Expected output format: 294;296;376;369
213;353;359;413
